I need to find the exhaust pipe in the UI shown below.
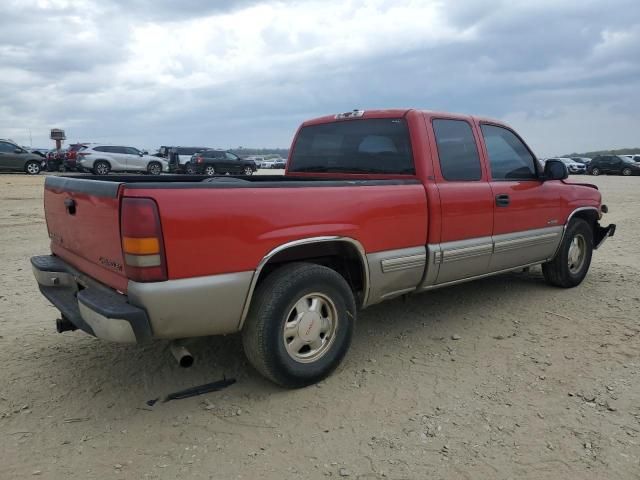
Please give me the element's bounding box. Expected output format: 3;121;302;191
170;341;194;368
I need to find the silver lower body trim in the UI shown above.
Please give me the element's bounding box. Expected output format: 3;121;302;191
365;247;426;306
127;271;253;338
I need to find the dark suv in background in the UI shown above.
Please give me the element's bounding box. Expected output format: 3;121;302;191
588;155;640;176
190;150;258;175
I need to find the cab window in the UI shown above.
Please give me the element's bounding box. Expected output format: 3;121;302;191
481;124;537;180
433;119;482;181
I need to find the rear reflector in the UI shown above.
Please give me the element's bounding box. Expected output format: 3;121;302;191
121;198;167;282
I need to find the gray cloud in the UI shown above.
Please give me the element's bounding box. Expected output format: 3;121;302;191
0;0;638;156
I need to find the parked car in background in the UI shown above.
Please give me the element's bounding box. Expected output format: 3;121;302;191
0;139;43;174
273;158;286;169
571;157;591;166
76;145;169;175
629;155;640;163
64;143;95;171
157;146;210;173
189;150;258;175
260;159;277;169
548;157;586;174
44;149;65;172
588;155;640;176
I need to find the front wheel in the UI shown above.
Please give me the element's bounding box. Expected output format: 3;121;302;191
242;262;356;388
622;168;632;176
25;161;41;175
243;166;254;175
542;218;593;288
590;167;601;176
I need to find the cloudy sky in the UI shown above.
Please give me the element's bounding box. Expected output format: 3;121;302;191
1;0;639;156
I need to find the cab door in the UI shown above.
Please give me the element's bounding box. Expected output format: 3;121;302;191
479;123;563;271
428;118;495;284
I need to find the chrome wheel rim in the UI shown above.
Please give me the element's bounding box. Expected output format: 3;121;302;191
568;234;586;274
96;163;108;174
27;163;39;174
622;168;631;176
591;168;600;176
283;293;338;363
205;166;215;176
244;167;253;175
149;164;161;175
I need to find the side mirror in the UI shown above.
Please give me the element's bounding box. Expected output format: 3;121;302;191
14;148;23;154
543;159;568;181
141;150;148;155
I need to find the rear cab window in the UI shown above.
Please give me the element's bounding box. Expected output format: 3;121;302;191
288;118;414;174
432;119;482;181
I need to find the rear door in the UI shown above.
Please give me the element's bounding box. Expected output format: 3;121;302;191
429;118;494;284
480;123;563;271
225;152;243;173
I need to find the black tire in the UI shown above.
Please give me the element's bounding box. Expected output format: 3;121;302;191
242;262;356;388
147;161;162;175
542;218;593;288
243;166;254;176
25;161;41;175
590;167;600;176
204;165;216;176
93;161;110;175
622;168;632;176
184;163;196;175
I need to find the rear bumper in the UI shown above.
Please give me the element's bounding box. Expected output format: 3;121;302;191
31;255;152;343
31;255;253;342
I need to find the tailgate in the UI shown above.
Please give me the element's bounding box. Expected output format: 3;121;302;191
44;176;128;292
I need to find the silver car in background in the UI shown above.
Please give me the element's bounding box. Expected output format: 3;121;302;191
77;145;169;175
548;157;587;174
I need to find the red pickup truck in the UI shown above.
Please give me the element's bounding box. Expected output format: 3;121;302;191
32;109;615;387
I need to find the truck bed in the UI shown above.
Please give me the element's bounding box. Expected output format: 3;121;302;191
44;174;428;291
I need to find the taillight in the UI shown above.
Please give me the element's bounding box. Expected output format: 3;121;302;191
120;197;167;282
196;156;203;164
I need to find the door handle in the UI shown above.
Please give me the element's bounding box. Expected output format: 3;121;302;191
495;194;510;207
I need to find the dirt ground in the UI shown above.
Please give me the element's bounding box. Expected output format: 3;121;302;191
0;173;638;480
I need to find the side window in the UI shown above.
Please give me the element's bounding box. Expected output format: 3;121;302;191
94;146;108;153
432;119;482;181
481;124;537;180
125;147;140;155
0;142;16;153
225;152;239;161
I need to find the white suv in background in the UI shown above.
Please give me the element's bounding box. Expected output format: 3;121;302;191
77;145;169;175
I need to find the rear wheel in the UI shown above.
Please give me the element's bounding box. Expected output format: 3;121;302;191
184;163;196;175
242;262;356;388
204;165;216;176
622;167;632;176
542;218;593;288
25;161;41;175
93;161;110;175
147;161;162;175
590;167;601;176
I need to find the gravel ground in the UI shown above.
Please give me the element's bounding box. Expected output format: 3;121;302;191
0;173;638;479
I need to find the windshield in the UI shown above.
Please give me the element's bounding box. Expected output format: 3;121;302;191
289;118;414;174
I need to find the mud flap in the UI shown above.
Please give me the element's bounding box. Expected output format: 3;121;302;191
594;223;616;249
